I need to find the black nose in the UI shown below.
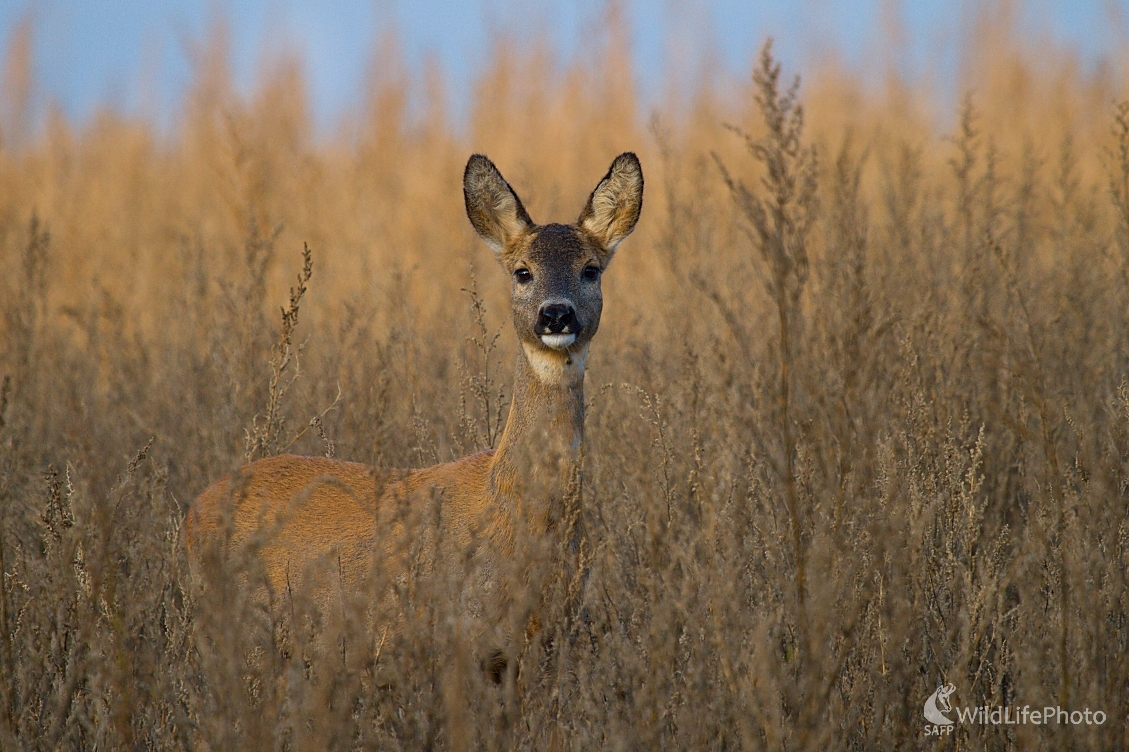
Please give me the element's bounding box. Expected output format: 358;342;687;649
537;303;575;334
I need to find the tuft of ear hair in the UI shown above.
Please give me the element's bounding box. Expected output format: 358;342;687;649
463;154;534;256
578;152;644;254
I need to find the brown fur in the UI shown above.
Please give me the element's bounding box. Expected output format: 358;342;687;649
185;152;643;669
184;452;494;598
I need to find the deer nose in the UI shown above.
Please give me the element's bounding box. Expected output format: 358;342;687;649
537;303;575;334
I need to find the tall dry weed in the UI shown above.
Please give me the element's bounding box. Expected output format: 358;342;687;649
1;8;1128;751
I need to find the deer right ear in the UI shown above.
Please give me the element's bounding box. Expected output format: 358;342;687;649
463;154;533;256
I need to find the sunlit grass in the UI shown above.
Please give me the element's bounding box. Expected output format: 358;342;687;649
1;7;1128;749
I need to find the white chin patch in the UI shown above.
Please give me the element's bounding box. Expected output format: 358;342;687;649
540;333;576;350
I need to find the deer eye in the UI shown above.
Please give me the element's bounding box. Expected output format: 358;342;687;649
514;268;532;283
582;265;600;281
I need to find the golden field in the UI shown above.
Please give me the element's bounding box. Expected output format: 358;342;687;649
1;7;1128;749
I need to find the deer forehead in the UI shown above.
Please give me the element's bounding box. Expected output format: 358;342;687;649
511;224;601;272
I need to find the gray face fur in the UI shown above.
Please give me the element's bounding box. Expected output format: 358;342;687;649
463;153;644;361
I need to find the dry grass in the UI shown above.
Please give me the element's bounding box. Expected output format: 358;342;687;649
2;7;1129;750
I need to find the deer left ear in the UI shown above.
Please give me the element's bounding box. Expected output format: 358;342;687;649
578;152;643;257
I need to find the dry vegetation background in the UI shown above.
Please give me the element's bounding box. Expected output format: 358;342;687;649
2;5;1129;750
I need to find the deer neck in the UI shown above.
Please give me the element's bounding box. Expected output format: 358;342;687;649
488;342;587;533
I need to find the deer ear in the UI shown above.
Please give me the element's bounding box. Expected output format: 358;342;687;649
463;154;534;256
578;152;643;255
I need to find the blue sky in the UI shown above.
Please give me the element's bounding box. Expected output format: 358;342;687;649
1;1;1126;134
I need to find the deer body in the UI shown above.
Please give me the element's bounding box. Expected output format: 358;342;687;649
185;152;643;673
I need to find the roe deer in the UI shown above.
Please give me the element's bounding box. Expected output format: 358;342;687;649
185;151;643;681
